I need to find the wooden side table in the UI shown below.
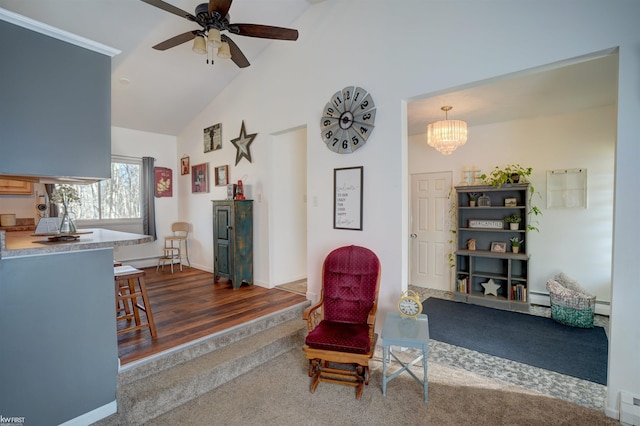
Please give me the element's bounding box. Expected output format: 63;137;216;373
381;311;430;403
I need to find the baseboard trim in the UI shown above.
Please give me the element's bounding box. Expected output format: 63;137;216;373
529;292;611;316
58;400;117;426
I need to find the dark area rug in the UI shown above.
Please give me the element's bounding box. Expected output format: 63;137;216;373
422;298;608;384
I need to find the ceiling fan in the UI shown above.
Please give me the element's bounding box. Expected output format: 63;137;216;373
141;0;299;68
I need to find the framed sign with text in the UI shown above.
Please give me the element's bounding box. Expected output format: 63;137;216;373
333;166;363;230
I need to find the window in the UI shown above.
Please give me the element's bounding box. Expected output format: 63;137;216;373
73;157;142;221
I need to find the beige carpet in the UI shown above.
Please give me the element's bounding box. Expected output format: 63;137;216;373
147;348;617;425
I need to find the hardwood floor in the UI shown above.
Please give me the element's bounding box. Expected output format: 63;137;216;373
116;266;307;365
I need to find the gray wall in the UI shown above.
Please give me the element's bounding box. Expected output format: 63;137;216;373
0;20;111;179
0;249;117;425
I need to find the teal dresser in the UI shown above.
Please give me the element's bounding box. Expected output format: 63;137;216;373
212;200;253;289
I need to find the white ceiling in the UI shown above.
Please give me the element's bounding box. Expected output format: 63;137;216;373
407;53;618;136
0;0;312;136
0;1;618;137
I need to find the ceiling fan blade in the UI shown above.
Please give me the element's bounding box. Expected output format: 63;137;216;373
231;23;299;41
152;31;198;50
222;35;250;68
140;0;196;21
209;0;233;18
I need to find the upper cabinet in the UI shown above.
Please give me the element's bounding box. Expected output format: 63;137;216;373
0;12;119;180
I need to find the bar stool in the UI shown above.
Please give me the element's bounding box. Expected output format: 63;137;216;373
156;222;191;273
114;265;157;338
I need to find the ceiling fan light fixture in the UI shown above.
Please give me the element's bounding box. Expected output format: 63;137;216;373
192;35;207;55
217;41;232;59
207;28;222;48
427;106;468;155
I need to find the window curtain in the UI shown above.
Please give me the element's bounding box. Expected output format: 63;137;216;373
142;157;157;240
44;184;59;218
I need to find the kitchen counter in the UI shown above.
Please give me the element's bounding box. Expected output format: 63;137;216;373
0;228;153;259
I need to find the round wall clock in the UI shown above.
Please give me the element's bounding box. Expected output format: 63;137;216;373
320;86;376;154
398;290;423;319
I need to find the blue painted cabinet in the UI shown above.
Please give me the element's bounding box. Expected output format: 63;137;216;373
212;200;253;289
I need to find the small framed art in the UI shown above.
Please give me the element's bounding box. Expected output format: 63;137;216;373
181;156;190;175
191;163;209;193
215;165;229;186
154;167;172;197
504;198;517;207
204;123;222;152
333;166;363;230
490;242;506;253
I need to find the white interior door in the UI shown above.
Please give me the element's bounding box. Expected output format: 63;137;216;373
410;171;452;290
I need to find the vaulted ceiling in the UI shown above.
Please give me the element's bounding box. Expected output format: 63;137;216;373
0;1;618;138
0;0;313;136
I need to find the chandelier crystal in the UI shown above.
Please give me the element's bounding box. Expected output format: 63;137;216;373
427;106;468;155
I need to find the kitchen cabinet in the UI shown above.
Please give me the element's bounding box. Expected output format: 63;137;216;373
212;200;253;289
0;179;33;194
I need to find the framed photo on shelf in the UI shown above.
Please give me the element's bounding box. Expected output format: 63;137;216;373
490;241;506;253
181;156;190;175
215;165;229;186
191;163;209;193
504;198;517;207
333;166;363;230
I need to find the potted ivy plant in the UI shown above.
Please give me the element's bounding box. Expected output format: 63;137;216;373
480;164;532;187
481;164;542;232
505;214;522;230
509;236;523;253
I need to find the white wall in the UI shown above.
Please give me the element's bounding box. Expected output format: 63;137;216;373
110;126;179;266
0;184;42;222
174;0;640;418
409;105;615;305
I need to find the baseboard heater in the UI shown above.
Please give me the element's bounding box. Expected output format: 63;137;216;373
621;391;640;426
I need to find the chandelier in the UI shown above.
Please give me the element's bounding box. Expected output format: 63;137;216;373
427;106;468;155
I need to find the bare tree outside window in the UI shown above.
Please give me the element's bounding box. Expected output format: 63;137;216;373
72;160;142;220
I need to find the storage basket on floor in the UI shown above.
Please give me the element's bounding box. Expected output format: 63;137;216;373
546;273;595;328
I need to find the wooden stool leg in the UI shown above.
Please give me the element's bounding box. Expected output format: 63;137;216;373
137;275;157;337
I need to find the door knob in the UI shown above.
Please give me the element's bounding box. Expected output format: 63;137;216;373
410;233;417;238
227;225;233;230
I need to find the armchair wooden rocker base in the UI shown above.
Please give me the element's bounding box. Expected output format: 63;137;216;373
301;245;382;400
304;334;378;399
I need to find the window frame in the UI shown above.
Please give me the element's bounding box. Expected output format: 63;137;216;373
74;155;143;230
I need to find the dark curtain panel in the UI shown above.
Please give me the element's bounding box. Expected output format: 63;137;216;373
44;184;59;218
142;157;157;240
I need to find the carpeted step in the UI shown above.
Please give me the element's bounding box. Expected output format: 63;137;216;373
94;302;309;425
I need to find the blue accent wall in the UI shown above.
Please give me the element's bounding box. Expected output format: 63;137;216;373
0;249;117;425
0;20;111;179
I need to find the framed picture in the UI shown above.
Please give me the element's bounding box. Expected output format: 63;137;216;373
333;166;363;230
154;167;172;197
215;165;229;186
181;156;190;175
491;241;506;253
204;123;222;152
191;163;209;193
504;198;517;207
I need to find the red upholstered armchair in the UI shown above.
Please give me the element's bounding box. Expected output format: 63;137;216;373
302;245;381;399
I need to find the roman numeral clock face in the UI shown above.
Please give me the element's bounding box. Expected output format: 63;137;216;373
320;86;376;154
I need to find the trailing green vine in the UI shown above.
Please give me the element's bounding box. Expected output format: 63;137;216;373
447;186;457;268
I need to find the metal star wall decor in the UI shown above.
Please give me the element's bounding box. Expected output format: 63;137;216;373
230;120;257;166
